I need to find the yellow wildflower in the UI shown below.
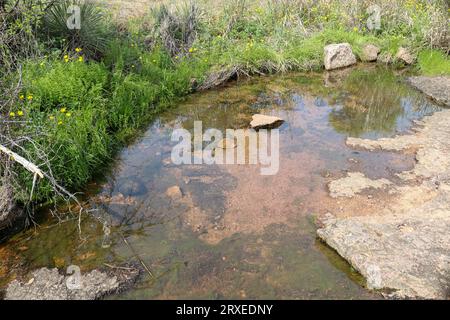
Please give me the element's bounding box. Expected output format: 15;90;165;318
60;107;67;113
27;95;33;101
66;112;72;117
189;48;194;53
58;121;63;125
75;47;82;53
19;94;24;100
49;116;55;120
78;56;84;62
64;55;69;62
17;110;24;116
9;112;15;117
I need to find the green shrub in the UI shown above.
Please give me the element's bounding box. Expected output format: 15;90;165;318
21;58;109;112
43;0;111;58
108;73;159;139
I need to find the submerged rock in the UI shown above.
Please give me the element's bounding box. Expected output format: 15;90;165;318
407;76;450;107
117;178;147;196
5;266;140;300
166;185;183;200
361;44;380;62
324;43;357;70
250;114;284;130
328;172;392;198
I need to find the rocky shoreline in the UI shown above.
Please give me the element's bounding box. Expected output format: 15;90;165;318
318;76;450;299
3;264;141;300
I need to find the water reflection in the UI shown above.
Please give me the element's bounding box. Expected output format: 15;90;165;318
327;67;439;138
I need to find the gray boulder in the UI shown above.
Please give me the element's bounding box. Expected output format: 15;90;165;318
324;43;357;70
361;44;380;62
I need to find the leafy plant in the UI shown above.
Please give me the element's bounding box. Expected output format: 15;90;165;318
43;0;110;58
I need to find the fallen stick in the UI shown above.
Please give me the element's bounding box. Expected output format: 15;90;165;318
0;144;44;178
0;143;85;235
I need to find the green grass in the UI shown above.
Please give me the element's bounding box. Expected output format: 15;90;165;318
11;42;209;202
417;49;450;76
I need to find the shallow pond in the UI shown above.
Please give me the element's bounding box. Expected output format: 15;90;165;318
0;65;441;299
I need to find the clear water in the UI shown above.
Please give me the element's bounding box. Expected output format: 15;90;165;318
0;65;441;299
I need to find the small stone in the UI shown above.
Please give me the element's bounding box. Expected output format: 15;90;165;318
361;44;380;62
166;186;183;200
396;47;414;65
250;114;284;130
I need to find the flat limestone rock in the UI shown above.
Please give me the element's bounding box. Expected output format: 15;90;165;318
5;266;140;300
317;199;450;299
328;172;392;198
321;109;450;299
250;114;284;130
407;76;450;107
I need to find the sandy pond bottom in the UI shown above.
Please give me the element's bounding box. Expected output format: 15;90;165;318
0;66;441;299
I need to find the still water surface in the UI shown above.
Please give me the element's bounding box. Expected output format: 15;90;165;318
0;66;440;299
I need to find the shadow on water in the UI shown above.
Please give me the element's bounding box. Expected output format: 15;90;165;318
0;65;442;298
